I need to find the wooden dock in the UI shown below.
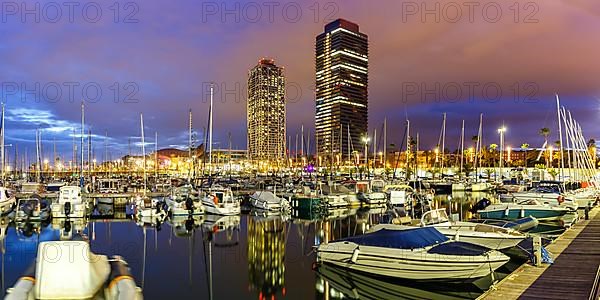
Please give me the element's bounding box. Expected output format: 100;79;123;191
480;208;600;300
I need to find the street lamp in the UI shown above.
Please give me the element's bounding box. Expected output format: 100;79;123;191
362;136;370;166
497;127;507;182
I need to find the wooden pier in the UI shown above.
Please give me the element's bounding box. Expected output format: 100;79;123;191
480;208;600;300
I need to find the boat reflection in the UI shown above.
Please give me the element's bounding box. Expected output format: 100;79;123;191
51;218;89;240
316;263;483;300
247;214;287;299
203;214;241;300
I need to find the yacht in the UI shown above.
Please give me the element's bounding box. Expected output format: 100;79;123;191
477;199;572;221
51;186;86;218
201;185;240;215
317;226;509;280
166;185;204;216
250;190;291;212
418;209;526;250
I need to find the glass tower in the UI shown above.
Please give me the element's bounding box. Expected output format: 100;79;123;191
315;19;368;162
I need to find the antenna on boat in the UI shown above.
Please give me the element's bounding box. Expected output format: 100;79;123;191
556;94;565;182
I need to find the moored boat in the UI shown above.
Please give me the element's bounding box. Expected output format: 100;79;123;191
317;226;509;280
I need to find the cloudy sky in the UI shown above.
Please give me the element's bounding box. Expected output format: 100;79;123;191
1;0;599;162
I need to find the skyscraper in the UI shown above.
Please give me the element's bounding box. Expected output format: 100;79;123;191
247;58;286;162
315;19;368;162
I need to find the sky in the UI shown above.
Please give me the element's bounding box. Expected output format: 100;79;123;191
1;0;599;162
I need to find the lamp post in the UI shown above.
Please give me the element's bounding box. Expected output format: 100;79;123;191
498;127;507;182
362;136;370;166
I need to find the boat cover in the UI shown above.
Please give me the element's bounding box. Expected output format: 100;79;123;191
36;241;110;298
336;227;448;249
251;191;280;204
427;241;489;256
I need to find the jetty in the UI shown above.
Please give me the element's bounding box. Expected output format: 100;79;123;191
480;208;600;300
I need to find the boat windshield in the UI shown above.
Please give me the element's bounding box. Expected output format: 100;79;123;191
336;227;448;249
421;209;449;226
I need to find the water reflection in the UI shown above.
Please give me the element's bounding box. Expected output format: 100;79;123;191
247;214;286;299
0;192;508;299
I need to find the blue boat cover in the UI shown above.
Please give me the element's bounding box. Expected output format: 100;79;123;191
427;241;489;256
336;227;448;250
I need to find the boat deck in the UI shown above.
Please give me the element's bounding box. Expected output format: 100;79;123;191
480;207;600;300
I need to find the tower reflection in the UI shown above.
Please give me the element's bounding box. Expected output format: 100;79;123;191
247;215;286;299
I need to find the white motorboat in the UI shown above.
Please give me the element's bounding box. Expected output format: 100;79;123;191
500;181;577;209
478;199;572;221
320;184;359;207
0;187;16;215
418;209;526;250
19;182;45;195
250;190;291;212
166;185;205;216
134;196;167;219
471;182;493;192
51;186;86;218
317;226;509;280
202;185;240;215
5;241;142;300
45;182;66;195
14;198;51;223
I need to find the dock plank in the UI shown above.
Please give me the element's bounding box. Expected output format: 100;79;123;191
481;208;600;300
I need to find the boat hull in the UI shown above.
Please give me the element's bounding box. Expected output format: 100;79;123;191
317;242;509;280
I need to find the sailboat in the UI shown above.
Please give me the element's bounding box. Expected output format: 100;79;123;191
134;113;167;220
201;84;240;216
471;114;493;192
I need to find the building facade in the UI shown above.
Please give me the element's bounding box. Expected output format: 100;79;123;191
315;19;369;161
247;58;286;162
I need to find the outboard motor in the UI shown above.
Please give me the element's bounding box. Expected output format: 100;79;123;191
185;217;194;231
64;202;72;216
64;220;72;233
471;198;492;213
185;197;194;213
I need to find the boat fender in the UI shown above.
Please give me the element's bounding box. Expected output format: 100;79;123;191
107;255;140;300
504;207;510;217
351;247;360;263
454;231;460;241
5;263;36;300
520;208;525;218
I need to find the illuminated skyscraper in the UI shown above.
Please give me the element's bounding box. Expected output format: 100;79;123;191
315;19;368;160
247;58;286;162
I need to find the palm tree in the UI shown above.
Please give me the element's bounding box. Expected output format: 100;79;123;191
539;128;551;143
539;128;550;166
520;143;530;167
488;144;498;167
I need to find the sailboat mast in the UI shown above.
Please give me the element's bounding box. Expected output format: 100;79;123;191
140;113;146;195
441;113;446;175
460;119;465;175
155;131;158;178
80;101;84;185
208;84;213;175
556;94;565;181
1;102;5;182
383;117;387;169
